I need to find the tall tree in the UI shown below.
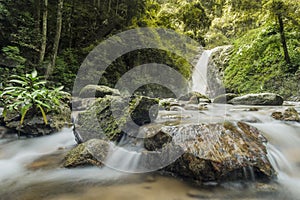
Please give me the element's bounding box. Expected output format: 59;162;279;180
46;0;63;78
267;0;291;66
39;0;48;65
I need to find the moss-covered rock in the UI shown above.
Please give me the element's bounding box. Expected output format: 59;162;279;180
79;85;120;98
63;139;109;168
74;95;159;143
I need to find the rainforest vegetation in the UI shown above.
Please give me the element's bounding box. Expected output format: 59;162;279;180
0;0;299;98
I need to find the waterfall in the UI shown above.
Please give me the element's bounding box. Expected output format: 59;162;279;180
191;50;213;95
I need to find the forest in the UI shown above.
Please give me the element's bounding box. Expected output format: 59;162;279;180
0;0;299;98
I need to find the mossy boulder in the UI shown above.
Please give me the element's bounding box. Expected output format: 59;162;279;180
144;121;276;182
79;85;120;98
228;93;283;106
63;139;109;168
74;95;159;143
1;102;71;136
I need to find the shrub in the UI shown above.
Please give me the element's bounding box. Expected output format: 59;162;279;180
0;70;65;125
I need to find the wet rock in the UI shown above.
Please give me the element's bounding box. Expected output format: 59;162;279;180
1;101;71;136
179;92;210;103
72;97;97;111
145;121;276;182
213;93;238;104
63;139;109;168
271;107;300;122
74;95;159;143
79;85;120;98
159;98;183;111
228;93;283;106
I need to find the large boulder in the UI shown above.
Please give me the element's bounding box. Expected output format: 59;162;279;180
144;121;276;182
1;102;71;136
228;93;283;106
79;85;120;98
74;95;159;143
63;139;109;168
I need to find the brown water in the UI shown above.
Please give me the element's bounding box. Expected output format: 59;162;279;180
0;103;300;200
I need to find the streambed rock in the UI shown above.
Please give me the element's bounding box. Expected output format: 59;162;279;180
64;139;109;168
271;107;300;122
74;95;159;143
145;121;276;182
228;93;283;106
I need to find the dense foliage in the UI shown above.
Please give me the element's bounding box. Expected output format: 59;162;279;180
0;0;299;98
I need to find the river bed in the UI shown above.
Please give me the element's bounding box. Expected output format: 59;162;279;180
0;103;300;200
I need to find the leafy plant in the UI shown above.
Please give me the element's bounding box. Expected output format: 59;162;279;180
0;70;65;125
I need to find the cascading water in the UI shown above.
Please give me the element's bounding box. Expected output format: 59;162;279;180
191;50;213;95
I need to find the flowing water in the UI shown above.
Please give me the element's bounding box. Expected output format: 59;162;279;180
1;103;300;199
191;50;213;95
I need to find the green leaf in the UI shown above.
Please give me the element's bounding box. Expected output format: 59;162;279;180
20;104;32;125
35;99;51;109
32;70;37;78
37;104;48;125
9;79;27;85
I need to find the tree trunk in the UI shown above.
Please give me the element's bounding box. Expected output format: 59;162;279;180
39;0;48;65
68;0;75;48
277;14;291;66
46;0;63;79
34;0;41;32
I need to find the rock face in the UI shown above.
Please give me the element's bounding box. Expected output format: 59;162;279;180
145;121;276;182
74;95;159;143
207;45;233;98
64;139;109;168
272;107;300;122
1;102;71;136
213;93;238;104
228;93;283;106
79;85;120;98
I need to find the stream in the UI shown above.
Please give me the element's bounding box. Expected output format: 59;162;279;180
0;102;300;200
